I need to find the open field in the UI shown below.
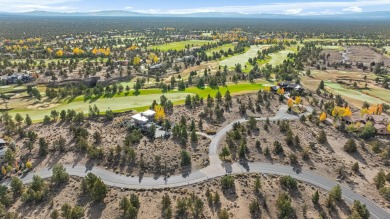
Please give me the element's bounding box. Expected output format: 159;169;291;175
219;45;269;68
148;40;215;51
205;43;235;56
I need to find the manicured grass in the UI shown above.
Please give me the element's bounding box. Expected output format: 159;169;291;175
8;93;191;122
265;50;295;67
219;45;269;68
317;45;345;51
0;85;26;94
325;82;384;105
148;40;216;51
4;82;264;122
205;43;235;56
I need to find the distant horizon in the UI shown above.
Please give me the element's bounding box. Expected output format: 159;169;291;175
0;0;389;16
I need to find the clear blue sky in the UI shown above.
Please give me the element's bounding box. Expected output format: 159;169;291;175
1;0;389;15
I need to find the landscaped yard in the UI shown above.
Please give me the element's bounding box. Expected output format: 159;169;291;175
148;40;216;51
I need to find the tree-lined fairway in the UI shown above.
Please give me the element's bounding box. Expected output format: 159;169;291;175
3;82;263;122
219;45;269;67
148;40;216;51
325;81;383;106
265;49;294;67
205;43;235;56
7;93;191;122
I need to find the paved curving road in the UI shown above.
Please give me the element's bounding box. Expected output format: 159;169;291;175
2;105;389;219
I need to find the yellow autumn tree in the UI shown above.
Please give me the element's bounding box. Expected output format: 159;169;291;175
263;86;271;92
26;160;32;169
133;56;141;65
154;105;166;122
319;112;327;122
343;107;352;117
387;124;390;133
378;104;383;115
92;48;98;55
104;48;110;56
73;47;84;56
56;49;63;57
287;98;294;108
295;96;301;105
1;166;6;176
46;48;53;54
277;88;285;95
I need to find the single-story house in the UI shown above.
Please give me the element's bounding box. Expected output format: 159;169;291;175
364;115;388;125
341;116;365;125
131;110;156;125
374;124;390;135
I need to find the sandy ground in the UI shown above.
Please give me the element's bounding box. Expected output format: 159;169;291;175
218;95;390;210
7;174;352;219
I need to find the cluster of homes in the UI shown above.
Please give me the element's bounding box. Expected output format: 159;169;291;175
342;114;390;135
271;81;305;93
0;72;36;85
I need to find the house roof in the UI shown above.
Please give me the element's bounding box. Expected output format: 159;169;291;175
374;124;387;129
0;139;6;144
131;114;148;122
142;110;156;117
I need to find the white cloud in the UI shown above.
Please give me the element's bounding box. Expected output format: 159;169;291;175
153;0;390;15
283;8;303;15
342;6;363;12
0;0;79;12
125;6;133;10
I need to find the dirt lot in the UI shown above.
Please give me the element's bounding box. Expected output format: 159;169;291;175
218;95;390;210
7;174;352;219
7;113;210;177
170;92;282;133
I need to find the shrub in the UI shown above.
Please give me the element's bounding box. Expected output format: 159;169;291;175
10;177;23;195
317;130;327;143
279;175;297;189
52;164;69;185
344;139;357;153
276;192;295;218
221;175;235;191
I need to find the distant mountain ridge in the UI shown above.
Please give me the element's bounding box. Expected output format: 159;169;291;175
1;10;389;20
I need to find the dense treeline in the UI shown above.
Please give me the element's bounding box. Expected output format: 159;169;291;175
0;16;389;39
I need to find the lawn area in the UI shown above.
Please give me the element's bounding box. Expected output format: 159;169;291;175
3;82;264;122
325;81;384;107
148;40;216;51
219;45;270;68
205;43;235;56
0;85;26;94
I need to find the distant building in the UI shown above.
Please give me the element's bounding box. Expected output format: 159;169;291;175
0;73;34;85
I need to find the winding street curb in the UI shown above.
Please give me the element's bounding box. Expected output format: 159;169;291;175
2;105;389;218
